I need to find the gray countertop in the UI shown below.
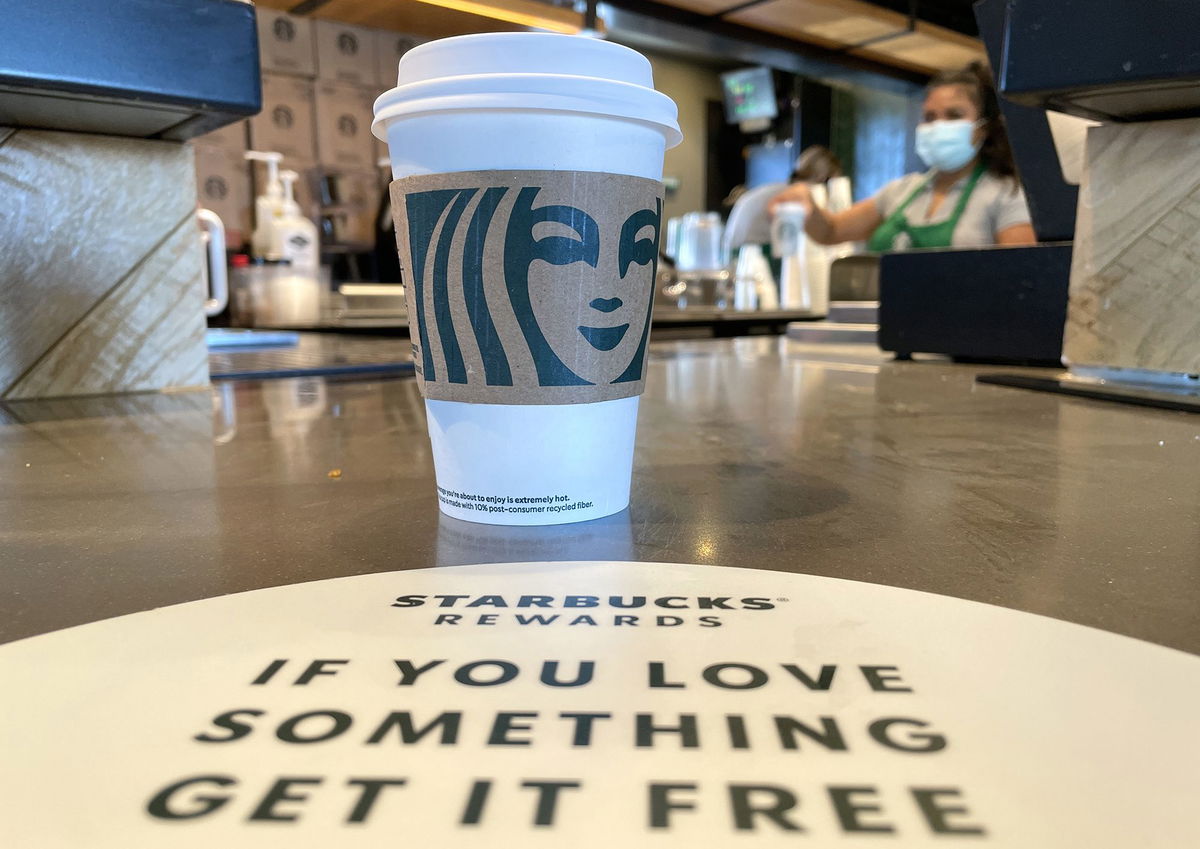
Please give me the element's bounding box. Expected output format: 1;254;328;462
2;336;1197;653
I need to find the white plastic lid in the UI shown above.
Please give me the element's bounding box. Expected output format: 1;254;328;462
372;33;681;148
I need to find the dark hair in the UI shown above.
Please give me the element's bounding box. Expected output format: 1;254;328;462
790;145;842;183
927;62;1017;180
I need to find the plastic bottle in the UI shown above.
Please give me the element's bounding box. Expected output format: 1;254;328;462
244;151;285;260
277;170;319;273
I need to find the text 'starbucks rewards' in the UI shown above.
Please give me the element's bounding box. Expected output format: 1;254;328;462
373;33;681;526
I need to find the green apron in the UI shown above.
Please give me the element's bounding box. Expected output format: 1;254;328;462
866;164;986;251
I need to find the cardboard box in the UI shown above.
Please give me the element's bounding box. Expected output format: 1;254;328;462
194;146;252;247
194;119;248;154
314;82;377;171
315;21;379;86
373;88;391;171
249;74;317;163
256;9;316;77
325;169;383;246
292;164;321;222
375;30;423;87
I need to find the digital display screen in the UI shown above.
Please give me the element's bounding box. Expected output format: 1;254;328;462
721;66;778;125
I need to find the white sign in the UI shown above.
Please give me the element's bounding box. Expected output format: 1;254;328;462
1;561;1197;847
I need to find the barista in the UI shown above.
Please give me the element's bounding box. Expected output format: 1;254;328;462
790;145;843;185
771;63;1035;250
722;145;843;250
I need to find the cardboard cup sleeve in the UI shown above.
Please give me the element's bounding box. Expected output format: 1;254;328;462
391;169;665;405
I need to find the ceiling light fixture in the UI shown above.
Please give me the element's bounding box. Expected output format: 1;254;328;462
406;0;594;35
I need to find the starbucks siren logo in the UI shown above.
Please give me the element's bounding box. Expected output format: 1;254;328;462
204;176;228;201
394;170;664;404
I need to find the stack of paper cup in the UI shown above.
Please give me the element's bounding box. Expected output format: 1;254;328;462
804;184;831;317
826;176;854;214
373;33;681;525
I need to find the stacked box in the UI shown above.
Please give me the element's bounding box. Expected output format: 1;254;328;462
195;120;248;153
249;73;318;164
314;81;377;171
193;119;251;248
329;169;384;247
315;21;379;86
375;30;423;86
194;146;253;248
256;9;317;77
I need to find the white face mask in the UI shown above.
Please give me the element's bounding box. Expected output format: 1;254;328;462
915;119;982;173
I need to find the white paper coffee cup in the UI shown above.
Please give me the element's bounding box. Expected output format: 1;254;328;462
373;33;681;525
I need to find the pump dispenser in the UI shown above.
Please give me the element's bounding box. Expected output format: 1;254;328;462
244;151;285;260
277;170;319;272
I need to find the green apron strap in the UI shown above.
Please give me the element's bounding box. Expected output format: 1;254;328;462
943;164;986;230
866;175;933;252
867;164;986;252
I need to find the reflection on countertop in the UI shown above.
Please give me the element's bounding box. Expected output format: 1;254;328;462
1;337;1198;654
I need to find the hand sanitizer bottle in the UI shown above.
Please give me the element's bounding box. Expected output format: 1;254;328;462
277;170;319;273
244;151;285;260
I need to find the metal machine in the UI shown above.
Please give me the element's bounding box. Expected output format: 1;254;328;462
0;0;260;140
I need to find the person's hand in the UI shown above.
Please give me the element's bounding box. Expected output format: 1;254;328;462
768;182;814;217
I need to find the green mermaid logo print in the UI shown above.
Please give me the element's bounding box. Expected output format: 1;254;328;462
396;170;663;404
